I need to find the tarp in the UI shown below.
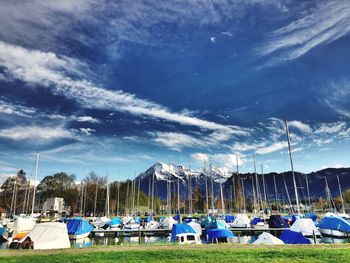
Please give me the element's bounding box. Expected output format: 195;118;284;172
304;213;317;222
268;215;289;228
109;217;122;226
122;216;133;225
66;218;93;235
206;219;227;230
280;230;311;244
225;215;235;223
290;218;320;236
252;232;284;245
173;214;181;221
231;213;250;227
251;217;264;225
201;216;213;228
12;217;36;237
187;221;202;235
134;217;141;224
161;216;176;230
20;222;70;250
145;216;153;223
207;228;234;242
318;216;350;233
171;224;196;242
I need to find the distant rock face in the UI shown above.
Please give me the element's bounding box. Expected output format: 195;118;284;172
136;162;350;202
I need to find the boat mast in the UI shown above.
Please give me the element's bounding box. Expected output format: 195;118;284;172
261;164;267;211
116;180;120;216
284;119;300;215
253;155;260;212
204;160;209;214
305;176;311;210
151;172;155;214
235;154;239;212
219;172;225;215
177;174;180;213
210;164;214;210
94;181;98;216
337;175;345;213
241;177;246;212
273;174;278;212
324;177;333;212
106;176;110;217
31;152;39;216
137;175;140;213
283;175;293;214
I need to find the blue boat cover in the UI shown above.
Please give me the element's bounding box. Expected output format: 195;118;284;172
304;213;318;222
110;217;122;226
134;217;141;224
173;214;181;221
251;217;263;225
225;215;235;223
67;218;93;235
318;216;350;232
206;218;226;230
280;230;311;244
171;223;196;242
207;228;234;242
145;216;153;223
268;215;289;228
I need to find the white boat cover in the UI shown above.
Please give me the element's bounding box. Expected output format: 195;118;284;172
290;218;320;236
20;222;70;250
232;213;251;228
122;215;133;225
253;232;284;245
12;217;36;237
187;221;202;235
161;216;176;230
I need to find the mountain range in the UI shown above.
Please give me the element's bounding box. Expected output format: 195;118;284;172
136;162;350;203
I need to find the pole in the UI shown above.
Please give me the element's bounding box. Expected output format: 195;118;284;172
241;177;246;212
261;164;267;211
273;174;278;212
337;175;345;213
219;173;225;215
31;152;39;216
284;119;300;214
94;182;98;216
283;175;293;213
137;175;140;213
305;176;311;209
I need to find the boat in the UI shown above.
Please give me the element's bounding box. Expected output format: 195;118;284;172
280;229;311;244
109;217;122;229
66;218;93;239
93;216;111;229
268;215;289;229
231;213;250;228
171;223;201;245
206;228;235;244
160;216;176;230
187;221;202;235
290;218;320;237
10;217;36;241
10;222;70;250
251;217;268;229
252;232;284;245
318;215;350;238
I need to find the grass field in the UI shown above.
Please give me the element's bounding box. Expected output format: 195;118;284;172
0;244;350;263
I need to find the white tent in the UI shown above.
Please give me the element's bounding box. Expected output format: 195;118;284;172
20;222;70;250
187;221;202;235
252;232;284;245
11;217;36;238
290;218;320;237
231;213;251;228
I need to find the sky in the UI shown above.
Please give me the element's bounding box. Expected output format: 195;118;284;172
0;0;350;183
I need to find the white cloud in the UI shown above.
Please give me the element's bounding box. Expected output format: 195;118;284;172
259;1;350;64
288;120;312;133
0;126;73;142
79;128;96;136
76;116;100;123
0;98;36;117
191;153;209;163
314;122;346;134
0;41;247;139
256;141;286;155
152;132;207;151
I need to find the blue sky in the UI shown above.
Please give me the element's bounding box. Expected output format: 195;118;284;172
0;0;350;183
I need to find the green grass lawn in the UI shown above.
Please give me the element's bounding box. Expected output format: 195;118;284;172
0;245;350;263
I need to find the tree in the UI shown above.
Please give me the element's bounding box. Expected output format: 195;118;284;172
37;172;78;211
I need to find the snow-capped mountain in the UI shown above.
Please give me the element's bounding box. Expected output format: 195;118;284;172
137;162;231;200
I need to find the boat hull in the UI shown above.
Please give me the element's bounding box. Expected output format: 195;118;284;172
69;232;90;240
319;228;348;238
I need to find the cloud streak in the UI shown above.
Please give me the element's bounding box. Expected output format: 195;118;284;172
0;41;248;138
259;0;350;64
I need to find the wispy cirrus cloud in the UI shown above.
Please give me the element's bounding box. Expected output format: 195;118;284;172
0;98;36;117
0;126;74;142
258;0;350;64
0;41;248;139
